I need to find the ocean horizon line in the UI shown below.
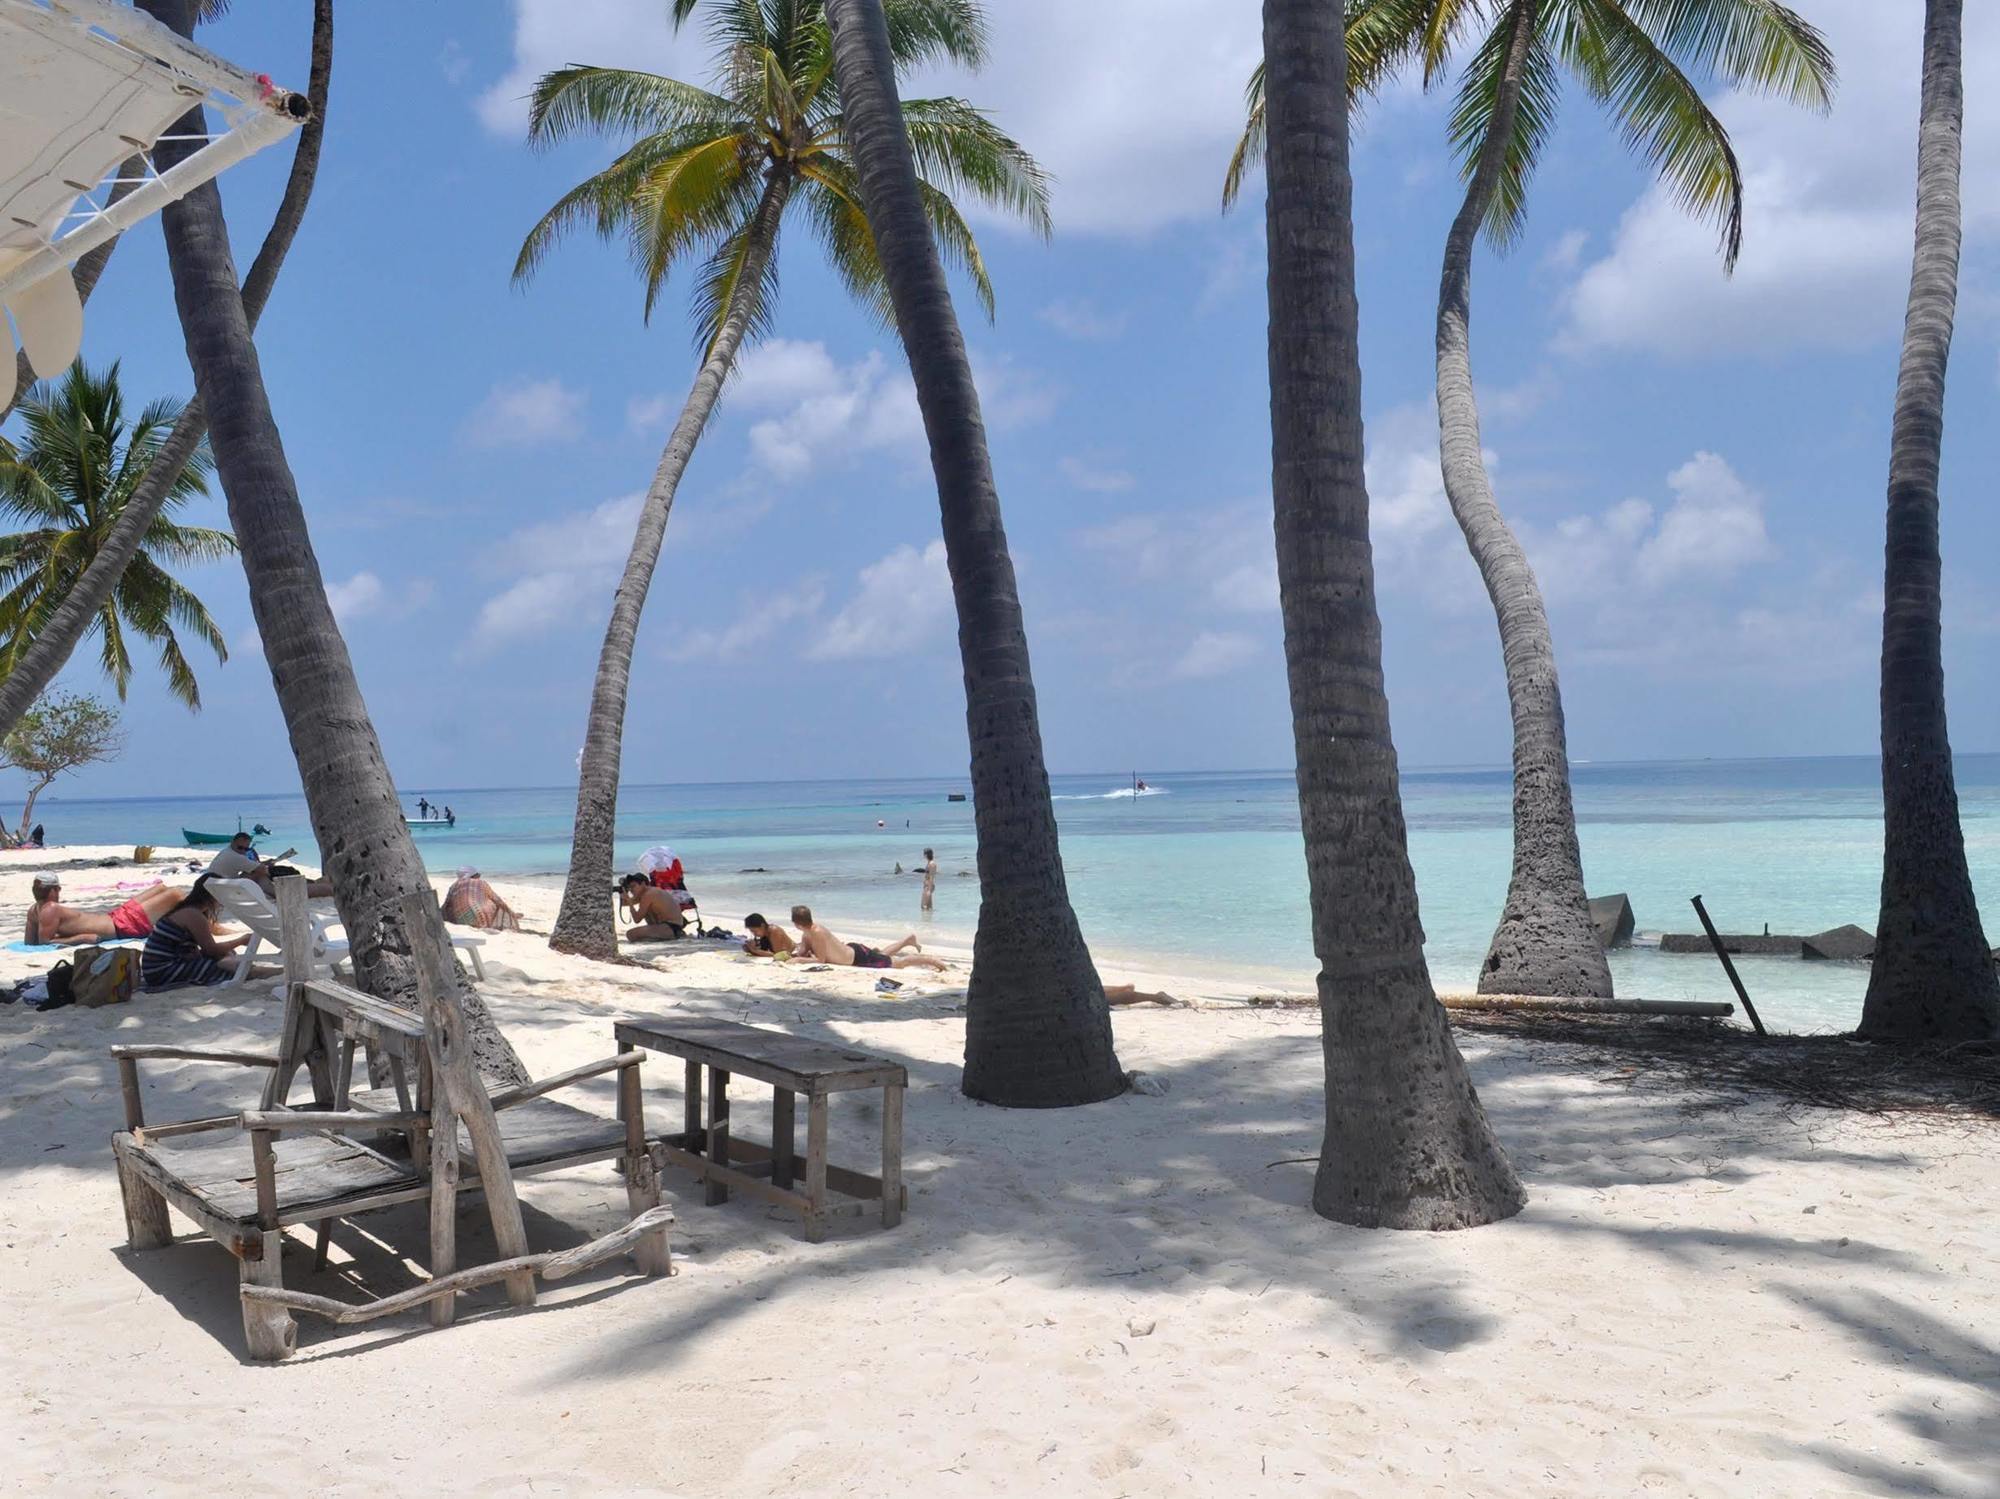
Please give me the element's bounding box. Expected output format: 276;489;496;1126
35;748;1998;808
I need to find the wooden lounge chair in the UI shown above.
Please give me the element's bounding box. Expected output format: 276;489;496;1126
109;881;671;1360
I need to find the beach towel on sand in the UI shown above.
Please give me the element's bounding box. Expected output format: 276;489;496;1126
5;937;144;954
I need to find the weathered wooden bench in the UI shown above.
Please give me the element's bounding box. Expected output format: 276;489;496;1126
616;1015;907;1242
109;883;672;1360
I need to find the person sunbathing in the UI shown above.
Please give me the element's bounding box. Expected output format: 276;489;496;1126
24;877;186;945
619;874;688;941
741;912;794;957
442;867;522;932
141;876;274;990
788;905;947;971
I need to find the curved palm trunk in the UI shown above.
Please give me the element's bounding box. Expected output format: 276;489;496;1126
548;170;793;959
825;0;1123;1108
1264;0;1524;1229
0;0;333;743
143;0;526;1083
1437;1;1610;999
3;155;142;425
1861;0;1998;1042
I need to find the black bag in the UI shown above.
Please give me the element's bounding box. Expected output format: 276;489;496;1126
41;959;76;1011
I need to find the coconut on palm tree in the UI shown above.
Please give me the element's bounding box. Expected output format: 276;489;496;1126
0;361;232;710
519;0;1051;961
1861;0;1998;1042
0;0;333;747
1260;0;1524;1228
1228;0;1834;999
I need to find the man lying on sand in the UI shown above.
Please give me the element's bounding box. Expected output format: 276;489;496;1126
619;874;688;941
789;905;948;971
25;877;185;945
742;913;793;957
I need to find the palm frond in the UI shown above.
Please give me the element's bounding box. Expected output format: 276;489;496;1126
525;65;744;150
1448;6;1563;249
914;177;995;320
798;159;896;329
1559;0;1746;266
894;97;1052;236
688;193;787;355
1613;0;1834;107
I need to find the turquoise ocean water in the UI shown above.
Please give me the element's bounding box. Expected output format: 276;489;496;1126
27;754;2000;1034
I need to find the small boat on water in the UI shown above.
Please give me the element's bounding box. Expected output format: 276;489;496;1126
182;821;270;846
405;818;455;831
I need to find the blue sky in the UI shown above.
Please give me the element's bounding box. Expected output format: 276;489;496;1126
12;0;2000;802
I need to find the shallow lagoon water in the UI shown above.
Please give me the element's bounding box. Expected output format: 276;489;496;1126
35;754;2000;1034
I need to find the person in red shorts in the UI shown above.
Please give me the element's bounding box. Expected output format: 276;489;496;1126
24;878;186;945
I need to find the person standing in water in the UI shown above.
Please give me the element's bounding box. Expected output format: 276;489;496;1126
920;848;937;915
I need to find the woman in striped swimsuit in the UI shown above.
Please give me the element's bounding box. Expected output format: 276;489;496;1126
141;877;256;991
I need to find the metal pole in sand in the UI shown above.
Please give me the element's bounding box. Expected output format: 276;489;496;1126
1690;894;1768;1038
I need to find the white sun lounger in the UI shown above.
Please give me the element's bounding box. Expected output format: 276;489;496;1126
0;0;308;377
206;878;487;986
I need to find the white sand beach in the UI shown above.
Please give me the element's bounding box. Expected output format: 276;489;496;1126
2;848;1994;1496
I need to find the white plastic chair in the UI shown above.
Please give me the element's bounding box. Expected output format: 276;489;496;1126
205;878;485;986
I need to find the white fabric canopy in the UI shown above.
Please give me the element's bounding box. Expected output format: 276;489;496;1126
0;0;306;379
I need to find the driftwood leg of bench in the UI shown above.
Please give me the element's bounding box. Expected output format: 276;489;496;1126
881;1082;904;1229
239;1231;297;1361
427;1092;462;1327
772;1088;796;1190
804;1094;829;1243
620;1062;671;1276
116;1149;172;1249
705;1068;732;1206
683;1059;702;1148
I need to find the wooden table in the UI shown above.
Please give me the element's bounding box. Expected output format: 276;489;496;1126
614;1017;908;1241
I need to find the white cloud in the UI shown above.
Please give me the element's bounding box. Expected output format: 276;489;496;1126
474;0;685;136
1172;630;1258;680
1558;0;2000;357
483;493;642;578
1209;561;1278;614
626;392;677;433
808;541;954;660
1059;455;1135;494
682;583;827;662
466;492;642;655
1077;502;1281;615
731;338;1052;482
325;571;385;623
461;377;587;449
472;571;576;645
1540;229;1588;275
1038;299;1128;341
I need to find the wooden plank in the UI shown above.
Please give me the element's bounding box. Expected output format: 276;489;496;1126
705;1067;731;1207
881;1082;904;1229
428;1085;459;1328
240;1206;675;1325
301;977;427;1042
772;1088;795;1190
487;1050;641;1112
250;1130;279;1230
239;1229;296;1360
717;1135;892;1205
403;891;534;1308
616;1018;907;1096
116;1146;172;1249
117;1054;144;1131
620;1062;671;1277
460;1097;625;1173
683;1057;701;1144
112;1045;281;1066
114;1136;260;1255
240;1109;427;1133
652;1140;813;1215
804;1094;828;1244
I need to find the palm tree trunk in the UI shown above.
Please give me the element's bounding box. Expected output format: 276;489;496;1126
0;0;333;744
1861;0;1998;1042
3;154;143;425
548;169;793;959
141;0;527;1083
1263;0;1524;1228
824;0;1123;1107
1435;1;1611;1000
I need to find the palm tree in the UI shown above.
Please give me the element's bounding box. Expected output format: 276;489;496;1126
1860;0;1999;1042
1261;0;1524;1228
803;0;1124;1106
1229;0;1834;999
0;0;333;745
0;361;232;710
522;0;1050;960
137;0;528;1083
